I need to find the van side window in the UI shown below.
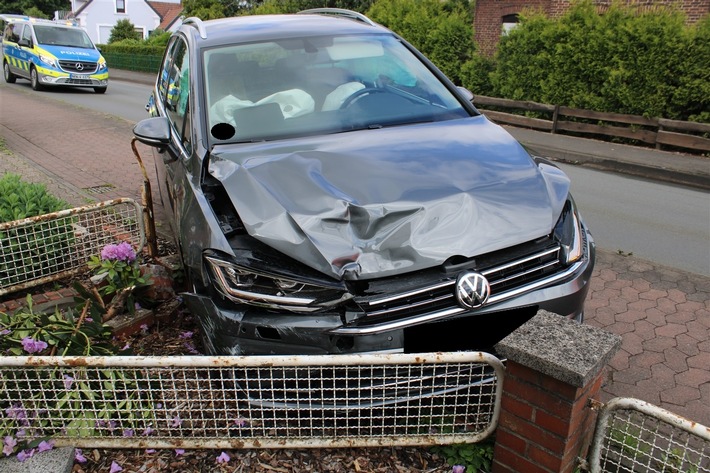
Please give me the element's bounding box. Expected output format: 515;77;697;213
3;23;19;43
20;25;31;45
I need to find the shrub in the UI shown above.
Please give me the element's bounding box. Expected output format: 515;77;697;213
0;174;73;289
108;19;142;43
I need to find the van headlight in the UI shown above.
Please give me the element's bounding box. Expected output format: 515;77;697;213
38;54;57;68
205;254;350;313
98;58;107;70
553;197;584;265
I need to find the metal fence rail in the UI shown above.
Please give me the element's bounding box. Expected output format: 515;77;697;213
0;198;145;296
0;352;504;449
589;397;710;473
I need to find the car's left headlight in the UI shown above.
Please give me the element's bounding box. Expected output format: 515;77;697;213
98;58;107;70
205;254;351;313
553;197;584;265
38;54;57;68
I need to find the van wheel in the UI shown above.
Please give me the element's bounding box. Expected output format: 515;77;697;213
94;86;107;94
3;62;16;83
30;67;43;91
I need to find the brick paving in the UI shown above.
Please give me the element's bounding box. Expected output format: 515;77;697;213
1;83;709;429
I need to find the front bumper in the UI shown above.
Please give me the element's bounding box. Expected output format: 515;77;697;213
186;230;596;356
37;66;108;88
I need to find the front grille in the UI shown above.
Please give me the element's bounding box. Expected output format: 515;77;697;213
65;79;93;85
58;60;97;73
352;242;563;324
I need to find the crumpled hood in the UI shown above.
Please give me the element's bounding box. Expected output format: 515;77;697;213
209;116;570;280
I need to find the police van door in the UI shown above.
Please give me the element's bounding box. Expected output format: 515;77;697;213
3;23;30;78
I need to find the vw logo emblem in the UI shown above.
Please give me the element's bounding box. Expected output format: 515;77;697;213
75;63;84;71
455;271;490;309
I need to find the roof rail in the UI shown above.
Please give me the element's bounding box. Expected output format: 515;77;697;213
183;16;207;39
298;8;376;27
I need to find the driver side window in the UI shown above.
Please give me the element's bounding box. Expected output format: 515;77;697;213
162;37;192;154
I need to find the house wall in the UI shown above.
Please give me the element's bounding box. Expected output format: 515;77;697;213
72;0;166;44
474;0;710;57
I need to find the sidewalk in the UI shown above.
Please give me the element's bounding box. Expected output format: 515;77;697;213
0;76;709;470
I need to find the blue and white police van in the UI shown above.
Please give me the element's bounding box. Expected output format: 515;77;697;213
2;15;109;93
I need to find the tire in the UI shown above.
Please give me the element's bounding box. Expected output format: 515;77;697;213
94;86;107;94
30;67;43;91
3;62;16;84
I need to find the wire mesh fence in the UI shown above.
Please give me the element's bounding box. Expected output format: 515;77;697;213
589;397;710;473
0;352;504;449
0;198;145;297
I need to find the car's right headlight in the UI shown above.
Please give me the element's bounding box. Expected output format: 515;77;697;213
38;54;57;68
553;197;584;265
205;254;351;313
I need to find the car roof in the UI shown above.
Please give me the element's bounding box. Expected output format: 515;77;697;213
181;12;392;49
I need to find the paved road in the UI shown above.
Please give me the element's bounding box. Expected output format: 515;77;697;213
0;83;709;427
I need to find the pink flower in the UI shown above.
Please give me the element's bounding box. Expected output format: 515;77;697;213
101;242;137;263
3;436;17;456
16;449;35;462
110;460;123;473
452;466;465;473
174;449;185;456
63;374;74;390
37;440;54;452
75;449;87;463
216;451;230;464
21;337;48;354
171;416;182;428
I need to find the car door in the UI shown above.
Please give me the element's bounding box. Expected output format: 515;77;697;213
152;35;192;247
3;23;28;78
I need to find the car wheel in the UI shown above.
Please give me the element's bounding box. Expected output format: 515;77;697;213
94;86;107;94
3;62;16;84
30;67;43;91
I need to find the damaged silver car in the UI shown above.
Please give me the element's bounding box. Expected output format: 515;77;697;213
134;9;595;356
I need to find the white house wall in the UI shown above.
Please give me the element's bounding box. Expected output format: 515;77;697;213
73;0;169;44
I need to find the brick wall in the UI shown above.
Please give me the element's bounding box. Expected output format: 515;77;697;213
475;0;710;57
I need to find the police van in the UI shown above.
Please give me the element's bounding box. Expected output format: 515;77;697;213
1;15;109;93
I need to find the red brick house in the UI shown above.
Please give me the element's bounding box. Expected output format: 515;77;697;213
474;0;710;56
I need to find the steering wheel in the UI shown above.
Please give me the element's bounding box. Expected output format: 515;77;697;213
339;87;388;109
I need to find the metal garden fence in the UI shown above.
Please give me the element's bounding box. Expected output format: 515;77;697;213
0;352;504;449
588;397;710;473
0;198;145;296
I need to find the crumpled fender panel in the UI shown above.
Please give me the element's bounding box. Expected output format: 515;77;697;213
209;116;570;280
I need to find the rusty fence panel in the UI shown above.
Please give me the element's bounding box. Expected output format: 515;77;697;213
0;352;504;449
0;198;145;297
588;397;710;473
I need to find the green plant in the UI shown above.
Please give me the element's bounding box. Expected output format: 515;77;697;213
432;438;495;473
0;173;73;289
108;18;142;43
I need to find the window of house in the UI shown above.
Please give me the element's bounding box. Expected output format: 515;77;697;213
502;14;519;35
116;0;126;14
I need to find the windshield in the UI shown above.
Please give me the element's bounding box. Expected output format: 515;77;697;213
204;34;470;143
34;25;94;49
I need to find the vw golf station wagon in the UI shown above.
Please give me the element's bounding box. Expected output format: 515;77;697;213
134;9;596;357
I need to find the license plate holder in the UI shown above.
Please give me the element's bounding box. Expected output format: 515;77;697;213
70;73;90;80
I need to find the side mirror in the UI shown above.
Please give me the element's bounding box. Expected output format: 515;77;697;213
18;38;30;47
133;117;171;148
456;86;474;103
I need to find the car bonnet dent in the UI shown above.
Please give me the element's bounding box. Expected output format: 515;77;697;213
209;117;570;280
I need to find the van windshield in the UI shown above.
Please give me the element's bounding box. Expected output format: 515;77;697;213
34;25;94;48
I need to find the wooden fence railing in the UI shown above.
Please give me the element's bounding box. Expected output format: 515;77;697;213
473;95;710;154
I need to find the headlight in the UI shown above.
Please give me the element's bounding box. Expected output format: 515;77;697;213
205;255;350;313
98;58;107;70
38;54;57;68
553;197;584;265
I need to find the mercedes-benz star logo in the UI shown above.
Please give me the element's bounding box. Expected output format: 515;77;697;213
455;271;490;309
75;63;84;71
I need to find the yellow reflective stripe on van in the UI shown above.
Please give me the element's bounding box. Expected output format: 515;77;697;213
5;54;30;72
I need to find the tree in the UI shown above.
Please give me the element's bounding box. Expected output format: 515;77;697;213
0;0;68;17
108;19;142;44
